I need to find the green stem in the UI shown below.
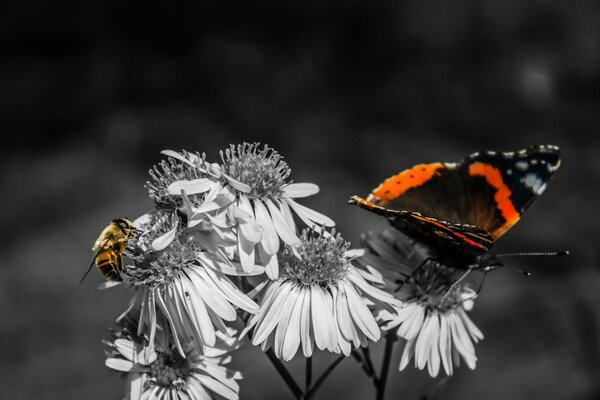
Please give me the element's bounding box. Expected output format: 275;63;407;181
265;349;304;399
306;354;346;399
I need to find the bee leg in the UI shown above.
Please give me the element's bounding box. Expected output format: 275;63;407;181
79;251;100;285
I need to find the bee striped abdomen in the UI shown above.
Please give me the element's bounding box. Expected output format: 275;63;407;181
96;249;123;282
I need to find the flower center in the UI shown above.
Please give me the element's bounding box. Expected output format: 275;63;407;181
123;214;193;288
149;351;191;388
220;143;290;198
147;150;208;209
403;263;472;312
280;229;350;287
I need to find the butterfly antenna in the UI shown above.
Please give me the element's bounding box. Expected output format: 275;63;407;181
496;251;569;257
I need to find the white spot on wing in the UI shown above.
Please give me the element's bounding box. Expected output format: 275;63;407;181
530;159;538;165
521;173;546;194
506;169;513;175
515;160;529;171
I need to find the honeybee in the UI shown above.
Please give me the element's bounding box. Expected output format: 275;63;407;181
80;218;136;284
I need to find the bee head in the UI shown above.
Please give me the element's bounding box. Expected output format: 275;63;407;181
112;217;134;233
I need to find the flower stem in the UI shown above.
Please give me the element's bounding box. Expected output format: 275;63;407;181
306;354;346;399
375;332;397;400
265;348;304;399
361;346;377;379
306;356;313;394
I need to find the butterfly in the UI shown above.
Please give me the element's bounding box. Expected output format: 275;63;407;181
349;144;561;269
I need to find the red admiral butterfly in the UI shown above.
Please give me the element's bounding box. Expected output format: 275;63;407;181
349;145;561;268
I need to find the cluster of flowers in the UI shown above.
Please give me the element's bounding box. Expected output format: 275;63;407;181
102;143;484;399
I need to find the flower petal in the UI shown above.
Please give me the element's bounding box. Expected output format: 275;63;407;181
299;287;314;357
283;183;319;198
286;198;335;227
267;199;301;247
167;178;213;195
254;200;279;255
344;283;381;341
151;225;178;251
105;357;135;372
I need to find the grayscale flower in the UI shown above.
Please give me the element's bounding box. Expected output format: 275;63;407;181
243;228;402;361
122;211;260;356
105;316;242;400
359;228;483;377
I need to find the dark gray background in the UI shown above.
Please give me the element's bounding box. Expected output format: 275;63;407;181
1;0;599;399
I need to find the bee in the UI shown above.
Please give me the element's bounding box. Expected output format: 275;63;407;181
80;218;136;284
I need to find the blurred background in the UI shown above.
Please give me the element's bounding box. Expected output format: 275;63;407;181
1;0;599;399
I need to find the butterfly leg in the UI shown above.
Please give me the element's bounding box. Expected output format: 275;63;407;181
394;257;436;291
440;269;472;305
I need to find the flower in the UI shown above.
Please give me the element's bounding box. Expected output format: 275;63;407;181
105;316;243;400
153;144;335;279
242;228;402;361
122;211;260;356
218;143;335;279
359;228;484;377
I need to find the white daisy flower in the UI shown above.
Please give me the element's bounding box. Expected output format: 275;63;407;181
243;228;402;361
218;143;335;279
105;316;243;400
360;228;484;377
122;211;260;356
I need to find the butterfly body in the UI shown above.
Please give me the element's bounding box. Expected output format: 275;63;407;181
350;145;561;269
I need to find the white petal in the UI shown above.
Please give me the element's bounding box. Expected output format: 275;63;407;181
449;312;476;367
188;269;237;321
151;225;178;251
161;149;200;166
311;286;332;351
254;200;279;255
252;282;293;345
133;213;152;228
127;373;145;400
266;199;301;247
188;377;216;400
283;183;319;198
458;308;484;342
439;315;453;376
427;313;441;377
105;357;135;372
398;304;425;341
278;199;297;233
399;338;416;371
335;286;358;343
300;288;314;357
223;174;252;193
286;198;335;227
274;285;301;359
347;267;402;306
258;244;279;280
238;196;262;243
415;314;433;370
194;375;238;400
282;287;304;361
167;178;213;195
344;283;381;341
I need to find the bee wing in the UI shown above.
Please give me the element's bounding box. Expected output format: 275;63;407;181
92;236;110;252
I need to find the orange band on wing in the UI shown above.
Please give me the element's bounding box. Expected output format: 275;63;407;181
368;163;445;203
468;162;520;239
411;214;488;250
